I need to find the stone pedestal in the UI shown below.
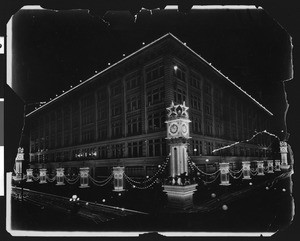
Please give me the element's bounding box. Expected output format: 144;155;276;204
56;168;65;186
163;184;197;209
242;161;251;180
26;169;33;182
267;160;274;173
79;167;90;188
39;168;47;184
280;141;290;169
219;163;231;185
274;160;281;171
256;161;265;176
113;166;125;192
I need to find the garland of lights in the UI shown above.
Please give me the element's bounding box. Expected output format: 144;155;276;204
202;172;221;184
229;168;243;174
212;130;280;154
229;171;243;179
124;174;158;190
32;176;40;181
188;159;220;176
46;175;57;182
123;155;170;185
65;175;80;185
88;174;113;187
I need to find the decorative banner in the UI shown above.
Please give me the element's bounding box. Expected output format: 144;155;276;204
219;163;231;186
56;168;65;186
267;160;274;173
113;166;125;192
256;161;265;176
26;168;33;182
79;167;90;188
242;161;251;180
39;168;47;184
274;160;281;171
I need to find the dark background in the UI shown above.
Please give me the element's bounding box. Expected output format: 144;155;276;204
0;0;299;241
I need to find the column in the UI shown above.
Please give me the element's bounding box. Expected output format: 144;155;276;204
280;141;290;169
274;159;281;171
242;161;251;179
219;163;230;186
256;160;265;176
39;168;47;184
79;167;90;188
26;169;33;182
113;166;125;192
267;160;274;173
56;167;65;185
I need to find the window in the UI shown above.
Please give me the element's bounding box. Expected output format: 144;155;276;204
82;110;94;125
111;102;122;116
97;105;107;120
148;111;166;132
97;90;107;102
111;143;124;158
204;101;212;115
126;73;140;90
81;129;95;143
146;62;164;83
98;145;108;159
192;116;202;133
112;121;122;138
204;82;212;95
191;140;202;156
191;94;201;111
111;83;122;97
190;73;201;89
173;65;186;82
126;96;141;112
174;88;186;104
127;117;142;136
215;122;222;137
125;166;144;177
205;119;213;135
81;95;94;109
97;124;107;140
147;86;165;106
128;141;144;158
148;138;166;157
205;142;214;155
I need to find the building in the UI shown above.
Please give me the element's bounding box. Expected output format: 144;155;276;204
26;33;274;178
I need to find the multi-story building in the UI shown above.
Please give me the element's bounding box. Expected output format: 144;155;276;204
26;33;273;178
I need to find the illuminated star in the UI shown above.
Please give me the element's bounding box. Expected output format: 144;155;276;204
166;101;177;117
181;101;189;117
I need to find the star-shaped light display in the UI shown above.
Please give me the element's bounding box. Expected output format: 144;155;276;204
166;101;177;118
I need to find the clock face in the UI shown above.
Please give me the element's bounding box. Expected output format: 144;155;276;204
169;123;178;135
182;123;188;134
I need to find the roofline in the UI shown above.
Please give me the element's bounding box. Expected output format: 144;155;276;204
26;32;273;117
168;33;273;116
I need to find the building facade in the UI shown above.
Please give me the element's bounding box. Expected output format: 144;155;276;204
26;33;273;178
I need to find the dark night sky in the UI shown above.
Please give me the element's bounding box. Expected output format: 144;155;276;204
11;7;292;116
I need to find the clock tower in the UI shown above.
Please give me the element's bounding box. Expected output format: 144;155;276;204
165;101;191;182
163;101;197;210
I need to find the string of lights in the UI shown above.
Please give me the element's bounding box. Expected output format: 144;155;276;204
123;156;169;185
188;159;220;176
229;171;243;179
229;168;243;174
212;130;280;154
46;175;57;182
124;174;158;190
65;176;80;185
89;174;113;187
88;173;113;184
202;172;221;184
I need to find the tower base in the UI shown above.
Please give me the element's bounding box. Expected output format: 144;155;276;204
163;184;197;210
